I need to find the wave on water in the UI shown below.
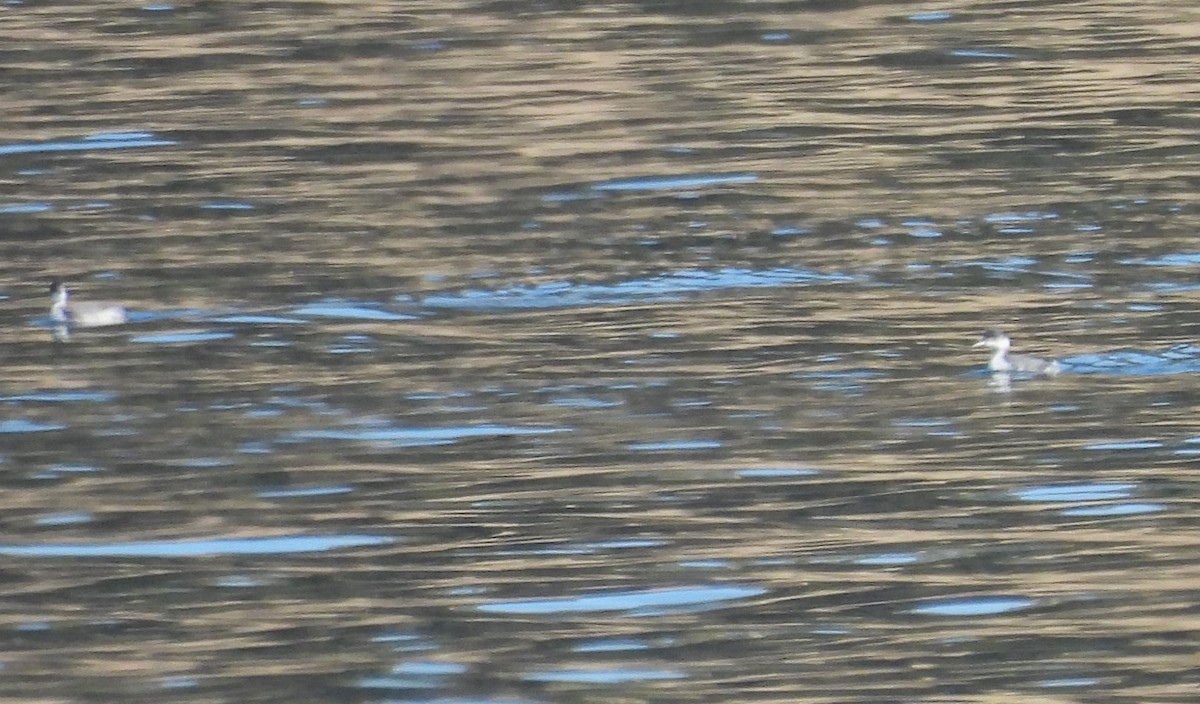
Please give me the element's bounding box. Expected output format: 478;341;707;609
422;266;853;311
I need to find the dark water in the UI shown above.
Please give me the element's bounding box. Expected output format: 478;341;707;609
2;1;1200;701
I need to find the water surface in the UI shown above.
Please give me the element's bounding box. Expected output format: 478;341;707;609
2;1;1199;702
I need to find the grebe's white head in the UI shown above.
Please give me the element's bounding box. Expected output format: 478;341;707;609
972;329;1010;353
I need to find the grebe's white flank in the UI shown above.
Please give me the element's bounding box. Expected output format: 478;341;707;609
49;281;127;328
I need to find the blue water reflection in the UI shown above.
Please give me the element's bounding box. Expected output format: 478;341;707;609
478;585;766;615
0;535;394;557
292;302;417;321
1;391;115;403
626;440;722;451
34;513;93;526
287;423;569;447
256;485;354;499
200;201;255;211
393;662;467;676
572;639;653;652
0;202;51;213
1039;677;1099;688
1063;345;1200;374
214;314;305;325
854;553;921;566
735;467;819;479
491;539;666;557
524;668;686;683
591;172;757;192
909;10;952;22
131;331;235;344
1060;503;1164;517
1084;441;1162;451
0;419;66;433
423;267;853;310
0;132;175;155
949;48;1016;60
910;596;1036;616
159;677;198;690
1014;483;1134;502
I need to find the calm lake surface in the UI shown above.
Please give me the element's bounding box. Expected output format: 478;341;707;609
2;1;1199;701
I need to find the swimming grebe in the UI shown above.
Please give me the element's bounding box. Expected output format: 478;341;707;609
49;281;127;327
973;329;1060;376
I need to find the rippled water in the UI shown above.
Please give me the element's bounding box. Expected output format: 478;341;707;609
2;1;1200;701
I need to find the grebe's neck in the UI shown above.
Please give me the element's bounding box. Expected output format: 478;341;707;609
989;347;1010;371
50;285;69;322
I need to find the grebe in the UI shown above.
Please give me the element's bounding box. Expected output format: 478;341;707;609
49;281;127;327
973;329;1060;376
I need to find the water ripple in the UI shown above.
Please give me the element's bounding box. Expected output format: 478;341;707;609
292;302;417;321
0;419;66;433
0;132;175;156
523;668;686;683
0;535;394;558
287;423;570;447
910;595;1036;616
1064;345;1200;374
591;172;757;192
131;331;235;344
1014;483;1135;502
0;391;115;403
478;584;766;615
423;267;853;311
